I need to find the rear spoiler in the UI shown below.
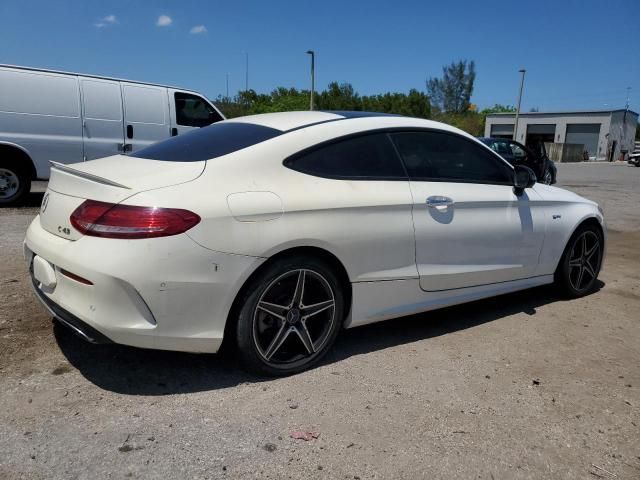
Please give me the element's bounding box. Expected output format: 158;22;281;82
50;161;131;189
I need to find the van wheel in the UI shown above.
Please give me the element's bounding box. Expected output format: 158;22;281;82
0;162;30;206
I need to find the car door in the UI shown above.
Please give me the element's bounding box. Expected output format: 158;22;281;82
508;141;528;164
168;90;224;136
282;132;416;283
80;78;125;160
121;83;170;153
489;140;516;164
509;140;546;179
389;130;546;292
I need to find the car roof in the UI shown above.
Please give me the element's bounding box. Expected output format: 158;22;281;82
228;111;345;131
226;110;464;135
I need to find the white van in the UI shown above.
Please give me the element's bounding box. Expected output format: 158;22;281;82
0;65;225;205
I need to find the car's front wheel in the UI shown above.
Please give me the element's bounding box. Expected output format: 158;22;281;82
555;223;603;298
542;168;554;185
235;256;345;376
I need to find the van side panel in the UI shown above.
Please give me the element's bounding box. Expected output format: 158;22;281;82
0;67;83;178
80;78;125;160
121;83;170;153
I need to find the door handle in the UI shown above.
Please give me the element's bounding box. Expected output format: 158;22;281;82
126;124;133;139
426;196;454;208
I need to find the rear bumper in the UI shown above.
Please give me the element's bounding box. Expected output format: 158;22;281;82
25;216;264;353
30;277;113;344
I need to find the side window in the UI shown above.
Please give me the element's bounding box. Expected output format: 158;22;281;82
285;133;406;179
390;131;513;184
490;141;511;156
174;92;222;127
509;142;527;160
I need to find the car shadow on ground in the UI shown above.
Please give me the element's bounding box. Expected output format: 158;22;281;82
23;192;45;207
55;281;603;395
0;192;46;208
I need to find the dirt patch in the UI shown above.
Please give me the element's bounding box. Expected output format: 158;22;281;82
51;364;72;375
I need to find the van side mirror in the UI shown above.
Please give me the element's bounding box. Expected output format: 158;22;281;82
513;165;536;195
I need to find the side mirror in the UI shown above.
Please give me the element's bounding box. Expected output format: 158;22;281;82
513;165;536;195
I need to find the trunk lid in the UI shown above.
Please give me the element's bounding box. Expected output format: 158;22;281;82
40;155;205;240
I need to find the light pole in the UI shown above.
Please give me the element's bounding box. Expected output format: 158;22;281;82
245;51;249;92
226;73;229;100
306;50;315;111
513;69;526;142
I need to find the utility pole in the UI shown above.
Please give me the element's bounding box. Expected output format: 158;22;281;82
245;52;249;92
226;73;229;100
622;87;631;160
513;69;526;142
306;50;315;111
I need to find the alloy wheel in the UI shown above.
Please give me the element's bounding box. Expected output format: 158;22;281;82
252;269;336;366
568;230;601;292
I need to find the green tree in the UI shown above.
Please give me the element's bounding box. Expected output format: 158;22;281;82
317;82;361;111
215;83;430;121
427;60;476;113
433;112;484;136
361;89;430;118
479;104;516;115
402;89;431;118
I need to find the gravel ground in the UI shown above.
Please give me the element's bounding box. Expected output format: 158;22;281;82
0;163;639;479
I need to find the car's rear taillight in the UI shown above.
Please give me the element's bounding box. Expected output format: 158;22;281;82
70;200;200;239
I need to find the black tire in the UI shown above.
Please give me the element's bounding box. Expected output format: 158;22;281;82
554;223;604;298
235;255;345;376
542;168;553;185
0;161;30;206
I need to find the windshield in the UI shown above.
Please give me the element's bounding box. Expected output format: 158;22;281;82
131;122;282;162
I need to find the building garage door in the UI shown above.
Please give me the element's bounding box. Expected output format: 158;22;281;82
490;124;514;139
526;124;556;149
565;123;600;157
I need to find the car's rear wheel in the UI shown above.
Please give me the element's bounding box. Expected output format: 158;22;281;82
555;223;603;298
235;256;345;376
0;162;30;206
542;168;553;185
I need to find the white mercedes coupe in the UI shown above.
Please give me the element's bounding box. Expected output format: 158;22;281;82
25;111;605;375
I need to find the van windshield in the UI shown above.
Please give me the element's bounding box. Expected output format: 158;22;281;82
131;122;282;162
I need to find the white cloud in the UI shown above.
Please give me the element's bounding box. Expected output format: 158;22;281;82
156;15;172;27
94;14;117;28
189;25;207;34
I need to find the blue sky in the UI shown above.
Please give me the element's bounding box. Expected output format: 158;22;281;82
1;0;639;112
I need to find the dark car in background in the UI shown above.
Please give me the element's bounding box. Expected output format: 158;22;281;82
479;137;557;184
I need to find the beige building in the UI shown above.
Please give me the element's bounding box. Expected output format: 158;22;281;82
484;109;638;161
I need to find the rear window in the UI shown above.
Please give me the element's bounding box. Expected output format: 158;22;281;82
284;133;406;179
131;122;282;161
